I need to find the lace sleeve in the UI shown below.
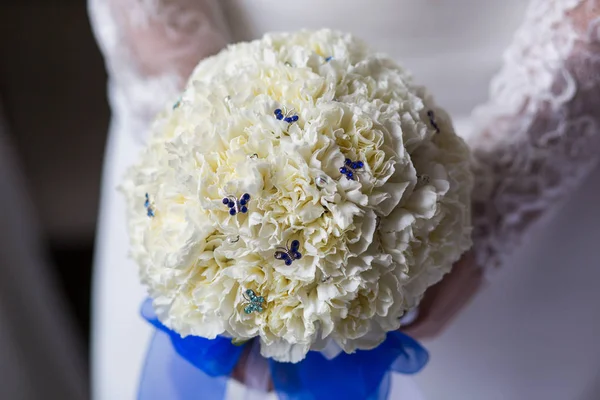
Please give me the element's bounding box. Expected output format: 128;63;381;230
88;0;230;141
470;0;600;275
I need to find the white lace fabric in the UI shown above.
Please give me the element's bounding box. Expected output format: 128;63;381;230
88;0;230;143
469;0;600;275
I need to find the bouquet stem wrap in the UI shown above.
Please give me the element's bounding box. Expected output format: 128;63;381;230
139;299;428;400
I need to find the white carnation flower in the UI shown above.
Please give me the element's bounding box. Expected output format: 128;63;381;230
122;30;472;363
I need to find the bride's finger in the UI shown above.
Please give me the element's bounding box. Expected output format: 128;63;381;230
402;252;483;339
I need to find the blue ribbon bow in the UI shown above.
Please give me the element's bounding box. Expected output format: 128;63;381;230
138;299;428;400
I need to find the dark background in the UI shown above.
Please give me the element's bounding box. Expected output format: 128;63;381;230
0;0;109;360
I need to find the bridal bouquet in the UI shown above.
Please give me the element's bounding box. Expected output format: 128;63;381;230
122;29;472;399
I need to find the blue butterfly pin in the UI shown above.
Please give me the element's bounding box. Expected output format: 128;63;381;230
427;110;440;133
339;158;364;180
222;193;251;216
274;107;299;123
144;193;155;218
274;240;302;266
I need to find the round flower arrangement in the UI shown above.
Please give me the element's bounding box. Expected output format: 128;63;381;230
122;30;472;363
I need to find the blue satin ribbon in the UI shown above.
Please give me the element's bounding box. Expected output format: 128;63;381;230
139;298;428;400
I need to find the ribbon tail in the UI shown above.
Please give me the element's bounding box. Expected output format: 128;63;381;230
138;329;229;400
138;298;246;400
387;331;430;375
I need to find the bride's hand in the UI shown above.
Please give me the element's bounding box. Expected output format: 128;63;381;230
230;345;275;392
402;251;484;340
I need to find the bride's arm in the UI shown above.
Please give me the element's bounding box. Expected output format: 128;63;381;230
406;0;600;338
88;0;230;136
102;0;230;79
470;0;600;275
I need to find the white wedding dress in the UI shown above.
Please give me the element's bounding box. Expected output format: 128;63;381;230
89;0;600;399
